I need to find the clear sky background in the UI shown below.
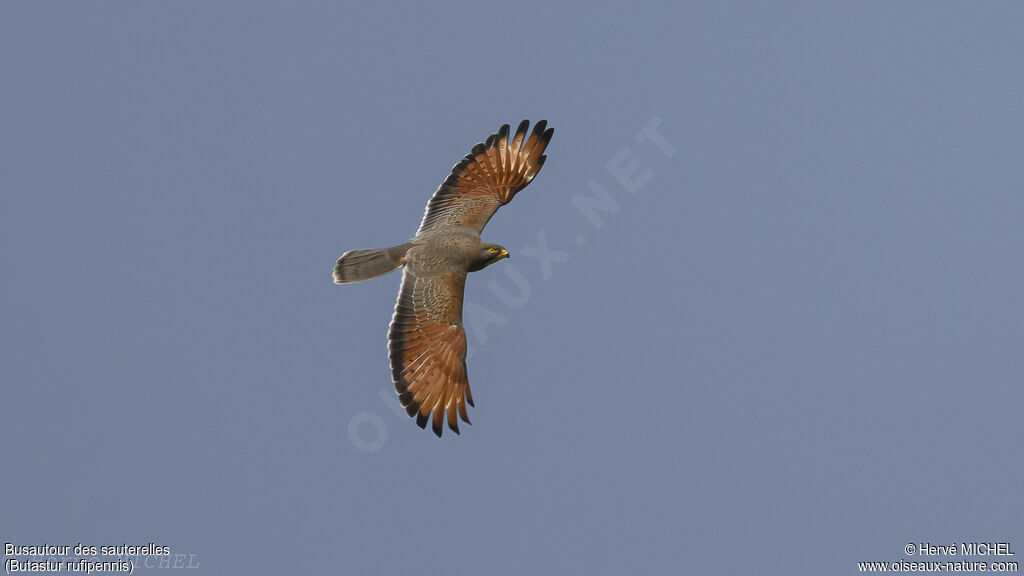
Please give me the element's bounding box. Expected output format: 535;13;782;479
2;3;1022;575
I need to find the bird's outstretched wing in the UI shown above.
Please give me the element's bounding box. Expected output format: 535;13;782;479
417;120;554;235
388;269;473;437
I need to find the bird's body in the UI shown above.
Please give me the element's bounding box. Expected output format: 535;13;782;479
333;120;553;437
408;227;482;274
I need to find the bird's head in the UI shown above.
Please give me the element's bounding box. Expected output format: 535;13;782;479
469;243;510;272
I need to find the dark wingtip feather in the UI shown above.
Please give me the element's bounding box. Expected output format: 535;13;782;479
416;411;429;429
431;418;443;437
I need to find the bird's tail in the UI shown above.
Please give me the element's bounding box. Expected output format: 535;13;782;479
333;243;413;285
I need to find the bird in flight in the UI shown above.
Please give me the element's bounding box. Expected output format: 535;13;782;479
333;120;554;437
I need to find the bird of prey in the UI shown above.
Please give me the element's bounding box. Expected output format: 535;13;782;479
333;120;554;437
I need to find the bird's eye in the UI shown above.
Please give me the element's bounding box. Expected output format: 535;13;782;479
489;247;497;253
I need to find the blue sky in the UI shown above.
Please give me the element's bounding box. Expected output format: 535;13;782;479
2;3;1022;574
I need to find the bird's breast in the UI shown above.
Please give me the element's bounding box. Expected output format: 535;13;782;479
406;235;480;275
